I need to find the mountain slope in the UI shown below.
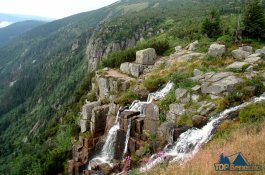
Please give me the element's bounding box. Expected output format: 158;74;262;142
0;20;46;46
0;0;247;174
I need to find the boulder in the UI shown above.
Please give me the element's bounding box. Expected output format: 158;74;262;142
90;105;109;135
187;40;199;51
81;101;101;120
201;75;243;95
194;69;203;76
239;46;253;53
191;85;201;92
120;62;131;75
232;49;251;59
175;46;182;52
192;115;208;128
177;53;204;62
98;163;112;175
255;46;265;54
143;103;160;133
175;88;190;103
169;103;186;116
208;44;226;57
136;48;156;65
157;122;175;146
173;126;190;140
198;102;216;116
120;62;146;77
226;61;249;70
245;56;261;64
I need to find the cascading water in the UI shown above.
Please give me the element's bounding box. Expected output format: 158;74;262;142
88;108;122;168
139;95;265;173
88;82;174;169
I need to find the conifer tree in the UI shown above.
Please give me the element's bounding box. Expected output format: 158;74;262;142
202;8;222;38
243;0;265;40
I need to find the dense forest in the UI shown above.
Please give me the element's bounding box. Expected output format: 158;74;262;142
0;0;263;174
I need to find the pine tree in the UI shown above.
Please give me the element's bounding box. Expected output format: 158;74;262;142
202;8;222;38
243;0;265;40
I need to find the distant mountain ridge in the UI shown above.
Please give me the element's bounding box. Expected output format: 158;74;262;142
0;20;46;46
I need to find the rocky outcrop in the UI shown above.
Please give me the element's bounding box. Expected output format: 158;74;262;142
143;103;160;133
226;61;249;70
192;72;243;95
120;62;148;77
136;48;157;65
90;105;109;136
175;88;190;103
232;49;251;59
208;44;226;57
95;70;134;101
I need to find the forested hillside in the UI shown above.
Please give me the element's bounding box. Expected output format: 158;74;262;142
0;0;255;174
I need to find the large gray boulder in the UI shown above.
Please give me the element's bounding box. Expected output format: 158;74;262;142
201;74;243;95
169;103;186;116
232;49;251;59
245;55;261;64
177;52;204;62
239;46;253;53
226;61;249;70
255;46;265;54
208;44;226;57
136;48;156;65
120;62;146;77
175;88;190;103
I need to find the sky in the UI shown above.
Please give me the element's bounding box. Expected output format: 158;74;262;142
0;0;119;19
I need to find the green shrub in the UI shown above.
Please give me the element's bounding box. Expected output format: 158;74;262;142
159;112;167;123
159;89;176;111
245;76;265;96
115;90;139;105
169;72;195;89
217;35;233;46
143;76;166;92
239;102;265;123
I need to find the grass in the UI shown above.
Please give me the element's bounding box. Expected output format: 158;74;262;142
149;122;265;175
176;114;193;127
239;102;265;123
115;90;139;105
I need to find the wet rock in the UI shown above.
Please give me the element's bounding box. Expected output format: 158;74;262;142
129;137;137;153
232;49;251;59
173;126;191;140
175;88;190;103
208;44;226;57
226;61;249;70
90;105;109;136
82;101;101;120
136;48;156;65
114;130;126;160
192;115;208;128
98;163;112;175
157;122;175;146
120;111;140;131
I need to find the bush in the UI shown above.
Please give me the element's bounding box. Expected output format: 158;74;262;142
101;35;170;68
169;72;195;89
115;90;139;105
202;8;222;38
159;89;176;111
143;76;166;92
239;102;265;123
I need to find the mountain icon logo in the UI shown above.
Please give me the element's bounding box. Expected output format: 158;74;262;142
214;152;262;172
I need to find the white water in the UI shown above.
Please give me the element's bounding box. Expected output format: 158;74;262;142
88;82;174;169
123;118;132;156
88;109;121;168
140;95;265;173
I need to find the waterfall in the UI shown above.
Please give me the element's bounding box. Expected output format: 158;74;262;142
123;118;132;156
88;82;174;169
139;95;265;173
88;108;122;168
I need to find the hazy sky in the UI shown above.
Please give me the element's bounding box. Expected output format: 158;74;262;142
0;0;119;19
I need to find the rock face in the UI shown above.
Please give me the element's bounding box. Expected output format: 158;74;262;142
143;103;160;133
157;122;175;146
96;70;133;101
193;72;243;95
82;101;101;120
208;44;226;57
232;49;251;59
90;105;109;136
226;61;248;70
136;48;157;65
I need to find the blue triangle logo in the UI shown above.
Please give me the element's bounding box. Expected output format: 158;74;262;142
233;153;248;166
